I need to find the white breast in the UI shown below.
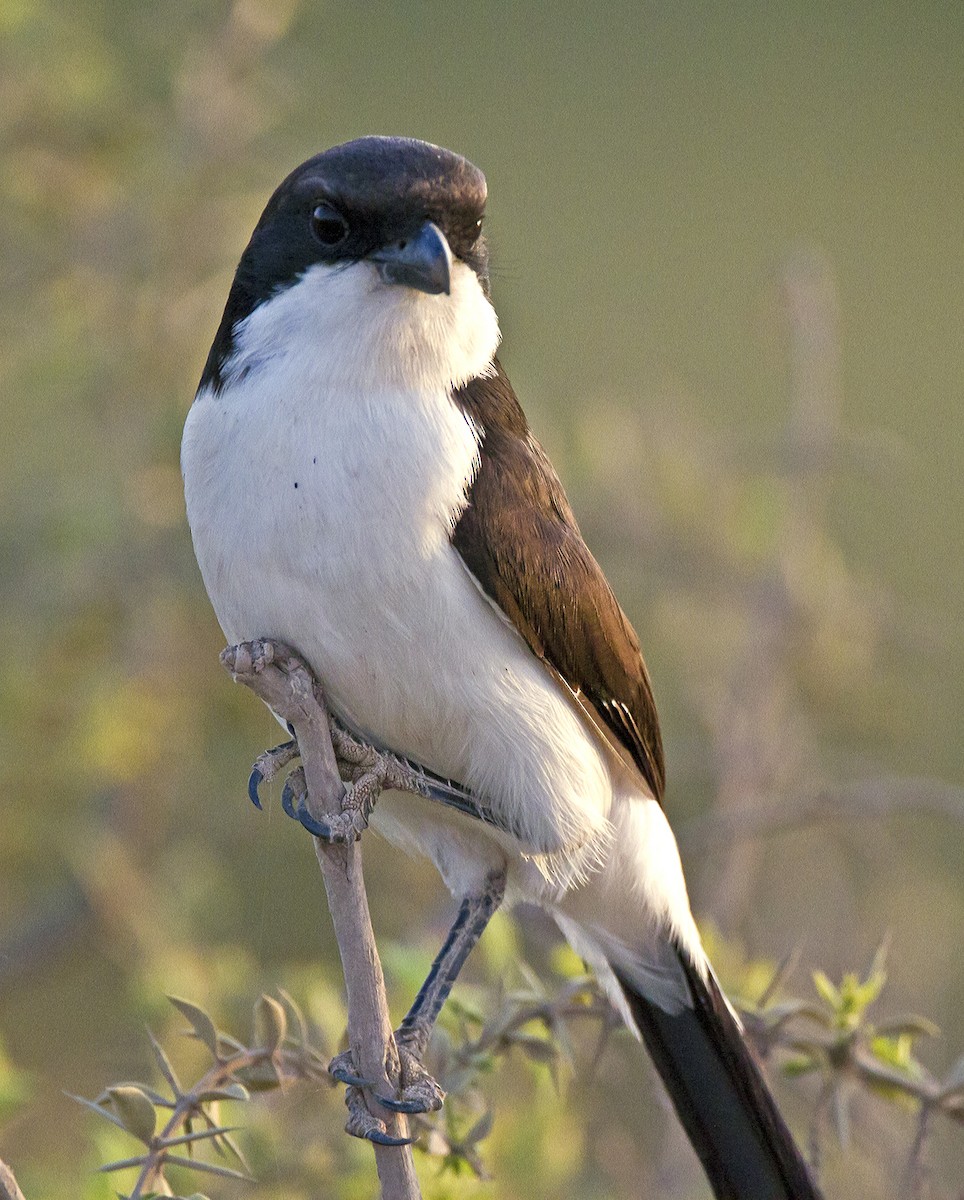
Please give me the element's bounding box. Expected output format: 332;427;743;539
182;259;616;886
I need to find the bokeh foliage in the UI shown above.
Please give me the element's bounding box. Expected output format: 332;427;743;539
1;1;963;1197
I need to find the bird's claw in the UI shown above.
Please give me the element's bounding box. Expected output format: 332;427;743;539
247;767;264;810
375;1043;444;1115
247;738;299;810
345;1086;415;1146
332;1052;418;1146
328;1050;376;1089
281;766;370;842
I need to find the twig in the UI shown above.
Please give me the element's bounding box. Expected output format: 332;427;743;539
0;1159;26;1200
221;639;421;1200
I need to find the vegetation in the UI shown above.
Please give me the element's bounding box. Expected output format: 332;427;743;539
70;949;964;1199
2;1;962;1197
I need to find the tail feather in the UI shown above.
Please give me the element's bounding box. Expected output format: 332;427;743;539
617;952;822;1200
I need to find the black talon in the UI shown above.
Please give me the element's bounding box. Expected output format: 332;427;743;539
247;767;264;810
364;1128;416;1147
330;1064;375;1088
279;771;351;842
373;1093;431;1114
296;797;337;839
281;774;299;819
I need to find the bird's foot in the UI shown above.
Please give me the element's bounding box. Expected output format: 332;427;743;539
328;1048;377;1089
344;1086;415;1146
280;764;378;842
329;1042;441;1145
329;1051;417;1146
247;738;299;810
374;1040;445;1115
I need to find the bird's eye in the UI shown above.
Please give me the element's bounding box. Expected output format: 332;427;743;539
311;204;350;248
468;216;484;244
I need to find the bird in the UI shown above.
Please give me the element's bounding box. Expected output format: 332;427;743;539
181;135;822;1199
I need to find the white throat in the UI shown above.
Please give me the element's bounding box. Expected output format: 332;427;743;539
223;258;500;396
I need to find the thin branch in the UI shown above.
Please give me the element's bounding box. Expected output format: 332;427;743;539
903;1102;932;1200
221;639;421;1200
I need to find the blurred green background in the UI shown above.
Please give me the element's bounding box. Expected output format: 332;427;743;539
2;0;962;1196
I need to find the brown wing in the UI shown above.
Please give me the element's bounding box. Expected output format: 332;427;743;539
452;360;665;802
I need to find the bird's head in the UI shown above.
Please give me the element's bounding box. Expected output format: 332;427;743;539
202;137;500;396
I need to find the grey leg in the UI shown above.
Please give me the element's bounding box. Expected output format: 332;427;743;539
328;868;506;1129
377;868;507;1114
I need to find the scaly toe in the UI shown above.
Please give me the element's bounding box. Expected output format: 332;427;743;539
376;1044;444;1114
344;1086;415;1146
328;1050;375;1089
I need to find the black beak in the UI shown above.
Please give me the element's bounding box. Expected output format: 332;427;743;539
369;220;452;296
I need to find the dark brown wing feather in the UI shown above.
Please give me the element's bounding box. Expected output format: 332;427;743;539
452;360;665;802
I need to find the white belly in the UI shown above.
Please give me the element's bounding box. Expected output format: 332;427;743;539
182;368;616;883
181;260;705;1010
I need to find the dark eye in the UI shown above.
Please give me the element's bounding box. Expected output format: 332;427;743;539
468;216;484;244
311;203;350;247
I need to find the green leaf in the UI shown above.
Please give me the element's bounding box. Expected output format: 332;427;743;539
846;970;885;1013
781;1053;819;1078
168;997;220;1060
196;1083;249;1103
253;994;287;1052
868;1034;922;1078
866;936;891;987
107;1086;157;1143
812;971;841;1010
107;1080;172;1107
277;988;308;1048
874;1015;940;1041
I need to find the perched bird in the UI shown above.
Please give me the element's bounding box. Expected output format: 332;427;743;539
182;136;821;1199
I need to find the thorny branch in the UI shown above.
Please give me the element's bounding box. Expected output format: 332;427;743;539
740;943;964;1200
70;993;329;1197
71;943;964;1198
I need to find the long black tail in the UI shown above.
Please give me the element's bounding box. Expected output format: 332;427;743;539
617;952;822;1200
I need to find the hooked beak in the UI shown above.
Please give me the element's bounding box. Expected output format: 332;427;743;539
368;220;452;296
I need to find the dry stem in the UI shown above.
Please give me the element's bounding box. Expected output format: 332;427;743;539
221;639;421;1200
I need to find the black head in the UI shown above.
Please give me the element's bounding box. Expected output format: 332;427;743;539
200;137;489;392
